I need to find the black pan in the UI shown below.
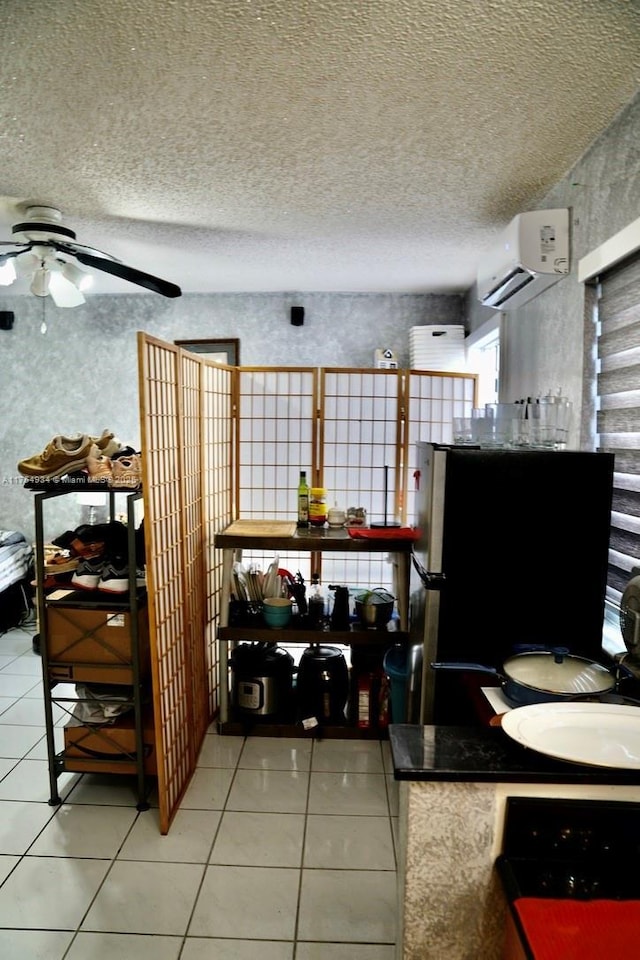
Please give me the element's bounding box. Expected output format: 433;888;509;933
431;648;617;707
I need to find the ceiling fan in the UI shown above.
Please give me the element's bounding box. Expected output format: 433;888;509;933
0;205;182;306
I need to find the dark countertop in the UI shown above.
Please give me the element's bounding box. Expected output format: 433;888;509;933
389;724;640;785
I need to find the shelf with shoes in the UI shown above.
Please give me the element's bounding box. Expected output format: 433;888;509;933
32;487;153;809
18;428;142;492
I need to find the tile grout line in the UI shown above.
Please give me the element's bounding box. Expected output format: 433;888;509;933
176;734;247;954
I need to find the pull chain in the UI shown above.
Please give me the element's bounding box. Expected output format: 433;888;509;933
40;292;47;334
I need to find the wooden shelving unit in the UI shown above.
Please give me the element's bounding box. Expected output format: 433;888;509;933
215;520;414;738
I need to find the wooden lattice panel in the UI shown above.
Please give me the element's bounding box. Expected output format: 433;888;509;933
237;367;318;518
202;361;235;719
139;335;190;832
179;350;209;750
403;369;477;526
319;368;403;589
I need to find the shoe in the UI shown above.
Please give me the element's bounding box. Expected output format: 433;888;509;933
61;429;121;458
51;525;96;549
110;454;142;489
86;444;112;483
18;434;95;478
97;559;144;593
97;560;128;593
31;571;75;590
69;538;105;559
71;556;105;591
44;552;79;574
111;445;137;461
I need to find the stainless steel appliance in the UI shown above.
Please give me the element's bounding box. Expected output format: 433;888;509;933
230;642;294;719
410;443;615;723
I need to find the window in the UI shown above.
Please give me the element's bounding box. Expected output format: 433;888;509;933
466;315;500;406
596;253;640;609
582;219;640;653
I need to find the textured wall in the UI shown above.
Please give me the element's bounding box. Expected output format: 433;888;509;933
0;291;461;539
399;780;504;960
466;88;640;450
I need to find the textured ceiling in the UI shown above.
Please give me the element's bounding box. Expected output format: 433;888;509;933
1;0;640;296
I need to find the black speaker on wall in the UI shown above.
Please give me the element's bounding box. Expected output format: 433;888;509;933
290;306;304;326
0;311;15;330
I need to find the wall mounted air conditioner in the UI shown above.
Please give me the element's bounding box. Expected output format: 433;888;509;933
476;208;570;310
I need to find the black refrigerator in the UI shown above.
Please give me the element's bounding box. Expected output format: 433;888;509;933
409;442;615;724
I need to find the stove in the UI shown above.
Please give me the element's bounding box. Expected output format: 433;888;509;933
497;797;640;959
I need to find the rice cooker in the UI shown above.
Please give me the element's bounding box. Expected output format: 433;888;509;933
230;642;294;720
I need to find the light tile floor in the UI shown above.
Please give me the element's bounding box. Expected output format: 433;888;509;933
0;623;399;959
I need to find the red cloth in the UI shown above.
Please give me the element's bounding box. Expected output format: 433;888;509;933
347;526;420;540
514;898;640;959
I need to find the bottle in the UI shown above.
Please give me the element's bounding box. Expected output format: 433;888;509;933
308;573;325;628
297;471;310;528
357;672;374;729
309;487;327;526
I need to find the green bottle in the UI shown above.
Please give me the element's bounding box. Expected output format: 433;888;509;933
297;471;310;528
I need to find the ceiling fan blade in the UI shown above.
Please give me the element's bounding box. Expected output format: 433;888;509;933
53;241;182;298
0;244;32;264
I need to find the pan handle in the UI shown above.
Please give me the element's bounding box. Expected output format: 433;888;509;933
430;661;501;678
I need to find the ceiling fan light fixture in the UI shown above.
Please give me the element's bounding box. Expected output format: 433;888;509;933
62;260;92;291
16;253;40;278
48;269;86;307
0;259;17;286
30;267;50;298
1;204;182;300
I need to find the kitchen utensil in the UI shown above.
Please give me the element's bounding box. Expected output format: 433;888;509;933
430;648;617;707
354;587;395;628
501;701;640;768
371;465;401;528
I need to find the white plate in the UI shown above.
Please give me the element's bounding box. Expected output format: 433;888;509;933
501;702;640;769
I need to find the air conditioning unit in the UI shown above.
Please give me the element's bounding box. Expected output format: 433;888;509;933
477;208;570;310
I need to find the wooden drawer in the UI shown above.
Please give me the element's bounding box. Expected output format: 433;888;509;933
46;605;149;683
63;708;156;775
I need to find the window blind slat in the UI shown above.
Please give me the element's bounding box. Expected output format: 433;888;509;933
597;250;640;609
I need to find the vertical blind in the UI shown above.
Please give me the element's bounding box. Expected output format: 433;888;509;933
596;251;640;607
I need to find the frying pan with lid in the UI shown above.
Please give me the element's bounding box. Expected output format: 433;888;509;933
431;647;618;707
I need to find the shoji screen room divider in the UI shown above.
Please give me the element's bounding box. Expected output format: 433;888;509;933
138;333;476;830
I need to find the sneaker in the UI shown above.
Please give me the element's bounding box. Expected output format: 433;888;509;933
111;445;138;461
61;429;121;458
98;558;146;593
86;444;113;483
71;556;105;591
18;434;95;478
110;454;142;489
98;559;129;593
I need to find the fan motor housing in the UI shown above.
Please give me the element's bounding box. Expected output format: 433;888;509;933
12;206;76;243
